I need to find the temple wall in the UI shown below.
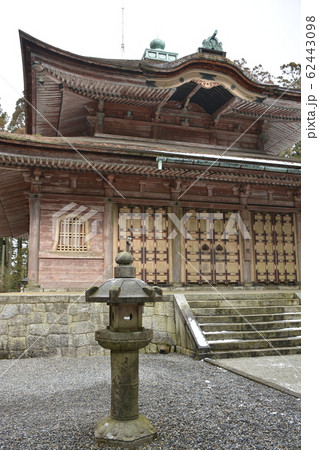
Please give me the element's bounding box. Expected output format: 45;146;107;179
0;294;176;359
37;199;106;288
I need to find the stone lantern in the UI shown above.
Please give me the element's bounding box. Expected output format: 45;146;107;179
86;251;164;447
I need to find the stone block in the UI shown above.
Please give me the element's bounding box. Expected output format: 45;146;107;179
167;317;176;334
72;333;90;347
29;323;50;336
153;331;175;346
154;302;166;315
143;343;157;354
0;335;8;348
89;346;104;357
89;313;104;326
68;294;86;304
72;312;90;322
19;304;32;315
29;312;45;324
59;335;69;347
143;305;154;316
142;316;152;329
45;334;60;348
46;312;60;324
152;315;167;332
157;344;171;354
61;347;76;357
76;346;90;358
8;337;26;352
0;305;19;319
86;332;97;346
165;302;175;316
88;303;108;314
8;325;27;338
33;304;46;312
54;303;68;314
46;334;69;348
27;335;46;351
57;314;69;325
68;303;89;315
49;324;69;334
102;315;110;326
0;322;8;335
70;321;95;334
45;303;55;312
8;315;29;325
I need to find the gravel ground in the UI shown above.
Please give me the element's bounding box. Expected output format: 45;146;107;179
0;353;300;449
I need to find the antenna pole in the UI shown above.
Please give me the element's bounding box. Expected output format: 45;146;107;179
121;1;125;57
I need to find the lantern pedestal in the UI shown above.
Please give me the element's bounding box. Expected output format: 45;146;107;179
86;252;164;448
95;414;157;448
95;328;156;446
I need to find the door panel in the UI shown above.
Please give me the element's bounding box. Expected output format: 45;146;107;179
252;212;297;283
118;205;169;284
184;209;241;284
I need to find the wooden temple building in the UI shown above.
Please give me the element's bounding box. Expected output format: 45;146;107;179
0;31;301;290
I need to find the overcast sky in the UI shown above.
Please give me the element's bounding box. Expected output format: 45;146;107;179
0;0;301;117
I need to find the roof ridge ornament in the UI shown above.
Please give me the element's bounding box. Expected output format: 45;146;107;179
199;30;227;57
142;38;178;62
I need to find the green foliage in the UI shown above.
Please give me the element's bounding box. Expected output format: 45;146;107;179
7;97;26;134
277;63;301;89
233;58;275;84
280;141;301;160
0;237;28;292
233;59;301;159
233;59;301;88
0;100;9;131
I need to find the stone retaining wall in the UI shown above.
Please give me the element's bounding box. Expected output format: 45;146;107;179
0;293;176;359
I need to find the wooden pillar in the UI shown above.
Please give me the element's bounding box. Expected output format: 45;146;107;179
170;204;182;285
28;194;41;287
295;212;301;282
241;208;253;284
103;199;114;280
294;190;301;282
239;186;253;285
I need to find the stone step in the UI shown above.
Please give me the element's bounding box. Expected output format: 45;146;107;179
184;290;301;359
211;346;301;359
187;298;300;308
200;319;301;332
196;312;301;323
208;336;301;351
203;327;301;341
185;292;297;301
191;305;300;316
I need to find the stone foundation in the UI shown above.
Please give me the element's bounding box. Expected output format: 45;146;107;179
0;293;176;359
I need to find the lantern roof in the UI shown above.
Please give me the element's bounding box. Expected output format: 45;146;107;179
86;252;163;304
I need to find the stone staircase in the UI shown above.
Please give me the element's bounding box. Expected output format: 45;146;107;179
186;291;301;358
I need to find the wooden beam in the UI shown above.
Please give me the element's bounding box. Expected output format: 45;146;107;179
182;84;201;112
210;96;237;127
154;89;176;121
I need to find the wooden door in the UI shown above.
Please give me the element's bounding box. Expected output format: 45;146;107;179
184;209;241;284
252;212;297;283
118;205;169;284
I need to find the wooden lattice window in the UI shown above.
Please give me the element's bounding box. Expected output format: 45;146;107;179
56;217;88;251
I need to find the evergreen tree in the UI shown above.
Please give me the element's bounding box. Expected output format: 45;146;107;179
0;100;9;131
7;97;26;134
277;63;301;89
0;99;28;291
0;237;28;292
233;59;301;160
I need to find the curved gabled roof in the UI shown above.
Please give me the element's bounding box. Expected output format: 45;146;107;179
19;31;300;155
